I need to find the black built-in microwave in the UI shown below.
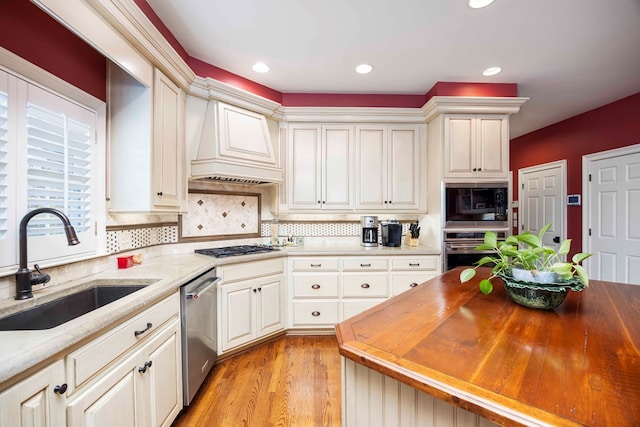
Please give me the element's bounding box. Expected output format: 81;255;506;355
444;182;509;228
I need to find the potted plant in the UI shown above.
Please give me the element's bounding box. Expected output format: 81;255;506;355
459;223;592;309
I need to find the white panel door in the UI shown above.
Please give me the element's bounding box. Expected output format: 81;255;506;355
322;126;353;209
519;161;566;252
288;126;321;209
355;126;387;209
586;147;640;284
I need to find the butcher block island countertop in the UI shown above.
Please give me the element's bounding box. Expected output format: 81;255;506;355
335;267;640;427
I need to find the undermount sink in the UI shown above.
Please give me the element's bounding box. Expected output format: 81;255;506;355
0;284;151;331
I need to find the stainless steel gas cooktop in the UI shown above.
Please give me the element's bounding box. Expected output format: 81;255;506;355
195;245;279;258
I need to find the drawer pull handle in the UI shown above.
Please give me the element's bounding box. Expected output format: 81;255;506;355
311;284;321;289
360;263;371;267
311;311;321;317
410;282;419;288
53;384;67;395
310;263;322;267
361;283;370;289
409;263;420;267
138;360;153;374
134;322;153;337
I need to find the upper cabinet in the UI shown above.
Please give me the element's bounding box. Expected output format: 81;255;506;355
286;124;354;210
280;122;426;214
108;65;186;213
443;114;508;179
355;125;421;211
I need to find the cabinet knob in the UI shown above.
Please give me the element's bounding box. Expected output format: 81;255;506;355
477;168;482;171
53;383;67;394
384;201;388;204
409;282;419;288
322;201;326;204
389;200;392;204
157;191;163;196
311;311;321;317
253;288;257;293
138;360;152;373
472;168;477;172
311;284;321;289
361;283;370;289
317;200;321;204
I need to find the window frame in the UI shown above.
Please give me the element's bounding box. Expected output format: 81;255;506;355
0;46;106;275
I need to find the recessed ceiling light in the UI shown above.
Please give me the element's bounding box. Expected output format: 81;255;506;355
482;66;502;76
252;62;270;73
469;0;495;9
355;64;373;74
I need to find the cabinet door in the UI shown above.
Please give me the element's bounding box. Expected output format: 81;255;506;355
220;280;257;351
0;360;66;427
288;125;322;209
66;354;139;427
140;321;182;427
443;115;475;178
322;125;353;209
257;276;284;336
152;69;183;209
475;116;508;178
355;126;387;209
387;126;419;209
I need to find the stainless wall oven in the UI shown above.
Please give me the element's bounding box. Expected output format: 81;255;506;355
443;229;508;271
444;182;509;228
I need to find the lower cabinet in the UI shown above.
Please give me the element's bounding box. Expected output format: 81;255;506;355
0;292;183;427
0;360;66;427
289;255;440;330
218;258;285;353
66;320;181;427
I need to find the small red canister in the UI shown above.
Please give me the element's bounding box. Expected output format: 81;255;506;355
117;255;134;269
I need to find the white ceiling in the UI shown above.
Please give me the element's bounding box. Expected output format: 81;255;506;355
146;0;640;138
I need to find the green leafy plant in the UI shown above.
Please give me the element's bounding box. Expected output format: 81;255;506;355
459;223;592;295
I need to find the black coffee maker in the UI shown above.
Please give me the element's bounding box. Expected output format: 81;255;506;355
381;220;402;247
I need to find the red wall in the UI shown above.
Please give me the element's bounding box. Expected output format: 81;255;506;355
510;92;640;253
0;0;107;101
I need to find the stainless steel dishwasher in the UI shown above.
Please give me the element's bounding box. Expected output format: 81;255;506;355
180;267;219;406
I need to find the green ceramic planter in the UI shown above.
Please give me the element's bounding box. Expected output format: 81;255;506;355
497;273;586;310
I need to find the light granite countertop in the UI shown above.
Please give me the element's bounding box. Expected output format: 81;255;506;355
0;243;440;385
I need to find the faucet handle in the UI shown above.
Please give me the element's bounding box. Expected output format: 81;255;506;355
31;264;51;286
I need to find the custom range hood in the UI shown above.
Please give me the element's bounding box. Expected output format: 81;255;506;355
189;99;283;184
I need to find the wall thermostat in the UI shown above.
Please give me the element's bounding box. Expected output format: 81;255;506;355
567;194;581;206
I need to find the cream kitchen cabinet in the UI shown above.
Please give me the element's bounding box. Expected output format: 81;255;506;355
0;360;66;427
289;257;340;328
218;259;285;353
286;124;354;210
443;114;508;179
355;125;422;211
66;320;181;427
288;255;440;330
108;64;185;213
390;256;440;296
65;293;182;427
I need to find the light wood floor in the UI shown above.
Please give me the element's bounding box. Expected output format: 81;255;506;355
172;335;342;427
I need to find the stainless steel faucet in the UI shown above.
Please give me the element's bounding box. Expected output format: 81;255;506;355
15;208;80;300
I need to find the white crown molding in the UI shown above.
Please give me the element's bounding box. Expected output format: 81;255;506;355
93;0;195;88
422;96;529;122
279;106;426;124
190;76;283;119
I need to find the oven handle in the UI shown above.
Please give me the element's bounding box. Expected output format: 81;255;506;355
185;277;220;300
446;245;494;253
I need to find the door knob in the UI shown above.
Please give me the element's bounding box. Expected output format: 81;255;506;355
553;236;560;244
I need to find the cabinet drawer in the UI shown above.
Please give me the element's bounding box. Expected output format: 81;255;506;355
342;258;388;271
391;272;437;296
221;258;284;282
390;257;438;271
292;301;339;325
291;258;339;271
293;274;339;298
342;299;386;320
342;274;388;298
66;293;179;392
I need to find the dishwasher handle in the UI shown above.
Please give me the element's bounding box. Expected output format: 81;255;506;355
185;276;220;300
